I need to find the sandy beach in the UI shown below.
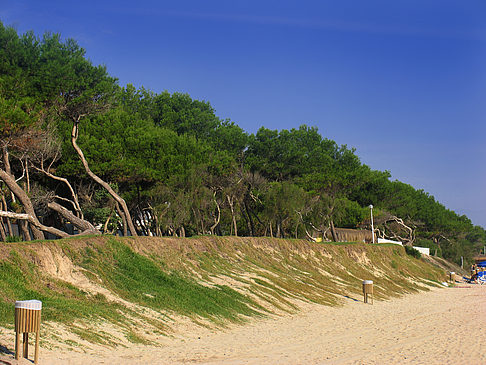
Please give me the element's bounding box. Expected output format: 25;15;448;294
2;284;485;365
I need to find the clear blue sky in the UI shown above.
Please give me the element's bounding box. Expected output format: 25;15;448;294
2;1;485;228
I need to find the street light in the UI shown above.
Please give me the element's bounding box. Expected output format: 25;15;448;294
369;204;375;244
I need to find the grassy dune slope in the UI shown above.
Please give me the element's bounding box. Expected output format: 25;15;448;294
0;236;447;347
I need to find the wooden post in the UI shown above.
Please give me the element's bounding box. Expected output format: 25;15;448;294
23;332;28;358
362;280;374;304
15;331;20;360
34;329;40;364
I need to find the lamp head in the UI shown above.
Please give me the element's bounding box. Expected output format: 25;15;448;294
369;204;373;209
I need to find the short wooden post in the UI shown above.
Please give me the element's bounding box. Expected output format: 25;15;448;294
23;332;28;358
449;272;455;283
35;330;40;364
14;300;42;364
15;331;21;360
362;280;374;304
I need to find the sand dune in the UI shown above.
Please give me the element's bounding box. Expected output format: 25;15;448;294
1;284;485;364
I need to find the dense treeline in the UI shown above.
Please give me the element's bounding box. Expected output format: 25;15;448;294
0;23;484;264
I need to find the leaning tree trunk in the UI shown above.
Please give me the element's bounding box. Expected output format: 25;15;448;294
71;121;137;236
47;202;100;235
3;147;42;240
0;168;44;240
330;220;338;242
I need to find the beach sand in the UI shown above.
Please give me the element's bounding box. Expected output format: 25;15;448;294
1;284;485;364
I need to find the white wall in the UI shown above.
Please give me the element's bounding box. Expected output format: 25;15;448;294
377;238;402;245
412;246;430;256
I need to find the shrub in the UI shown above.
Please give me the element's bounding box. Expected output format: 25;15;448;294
405;245;421;259
5;235;22;243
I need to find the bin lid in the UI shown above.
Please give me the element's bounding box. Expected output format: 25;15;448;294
362;280;373;284
15;300;42;310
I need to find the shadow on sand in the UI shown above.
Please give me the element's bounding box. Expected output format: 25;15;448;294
0;344;16;365
342;295;360;302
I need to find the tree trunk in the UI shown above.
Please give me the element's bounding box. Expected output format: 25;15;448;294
0;219;6;241
241;206;251;237
2;146;12;177
233;215;238;237
25;158;30;193
3;147;17;204
209;197;220;235
0;210;69;238
19;220;31;241
150;206;162;237
71;121;137;236
47;201;100;234
0;168;44;240
2;149;19;236
103;209;113;233
243;200;254;236
115;202;128;236
0;195;13;236
330;220;338;242
226;195;238;236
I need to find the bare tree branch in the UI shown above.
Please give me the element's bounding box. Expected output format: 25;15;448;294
0;210;68;238
209;193;221;235
31;165;83;218
71;119;137;236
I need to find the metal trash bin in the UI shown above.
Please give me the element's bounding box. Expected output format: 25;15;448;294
362;280;374;304
15;300;42;364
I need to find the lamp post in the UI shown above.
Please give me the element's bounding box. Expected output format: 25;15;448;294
369;204;375;244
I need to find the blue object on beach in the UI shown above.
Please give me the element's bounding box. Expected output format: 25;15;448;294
477;271;486;285
477;261;486;267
